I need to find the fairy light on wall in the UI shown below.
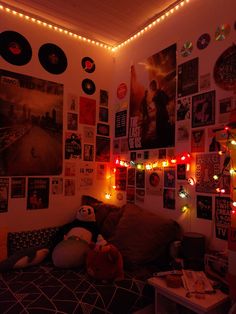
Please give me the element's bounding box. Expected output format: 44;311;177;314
0;0;191;52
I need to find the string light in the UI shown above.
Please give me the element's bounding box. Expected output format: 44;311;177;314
0;0;191;51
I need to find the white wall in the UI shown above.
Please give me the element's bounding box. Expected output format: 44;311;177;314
111;0;236;251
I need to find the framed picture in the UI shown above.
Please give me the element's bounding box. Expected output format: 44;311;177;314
192;90;215;128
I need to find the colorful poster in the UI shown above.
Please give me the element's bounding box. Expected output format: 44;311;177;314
0;178;9;212
164;167;176;188
195;153;220;193
128;44;176;150
178;57;198;97
192;91;215;128
27;178;49;209
79;96;96;125
51;177;63;195
196;195;212;220
11;177;26;198
163;188;175;209
115;110;127;137
0;69;63;176
95;136;110;162
65;132;81;159
115;167;127;191
215;196;231;240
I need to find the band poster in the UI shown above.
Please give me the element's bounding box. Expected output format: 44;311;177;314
0;69;63;176
215;196;231;240
128;44;176;150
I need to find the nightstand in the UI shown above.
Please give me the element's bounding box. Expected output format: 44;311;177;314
148;277;230;314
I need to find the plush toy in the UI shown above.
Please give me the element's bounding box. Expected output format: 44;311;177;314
52;205;99;268
86;234;124;282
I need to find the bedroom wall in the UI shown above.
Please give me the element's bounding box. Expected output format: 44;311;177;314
111;0;236;251
0;11;115;231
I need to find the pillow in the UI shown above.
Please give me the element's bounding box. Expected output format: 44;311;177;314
110;203;181;267
0;227;8;262
0;247;49;272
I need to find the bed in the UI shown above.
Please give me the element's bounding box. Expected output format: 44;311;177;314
0;196;181;313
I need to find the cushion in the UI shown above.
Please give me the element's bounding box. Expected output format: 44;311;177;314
0;227;8;262
0;247;49;272
110;203;181;267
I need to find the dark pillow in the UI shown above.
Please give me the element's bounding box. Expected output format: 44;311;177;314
110;203;181;267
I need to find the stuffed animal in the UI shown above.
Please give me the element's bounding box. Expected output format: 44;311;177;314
52;205;99;268
86;234;124;282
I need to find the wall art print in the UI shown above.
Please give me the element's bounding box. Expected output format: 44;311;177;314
192;90;215;128
27;178;49;210
0;69;63;176
178;57;198;97
128;44;176;150
215;196;231;240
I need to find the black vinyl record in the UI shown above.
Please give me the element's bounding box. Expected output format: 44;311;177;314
81;56;96;73
38;43;67;74
82;78;96;95
197;33;211;50
0;30;32;66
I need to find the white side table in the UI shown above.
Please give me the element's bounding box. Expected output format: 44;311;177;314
148;277;230;314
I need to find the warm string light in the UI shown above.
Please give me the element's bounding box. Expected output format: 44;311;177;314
104;168;116;199
115;152;191;170
0;0;191;51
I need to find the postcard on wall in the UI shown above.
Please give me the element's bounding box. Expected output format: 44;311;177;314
97;123;110;137
195;153;220;193
146;170;163;196
177;57;198;97
115;110;127;137
27;178;49;210
128;44;176;150
197;195;212;220
127;187;135;203
99;107;108;123
0;69;63;176
83;126;95;144
215;196;231;240
65;132;82;159
11;177;26;198
164;167;176;188
115;167;127;191
191;129;205;153
163;188;175;210
192;90;215;128
100;89;108;107
136;188;145;202
64;178;76;196
84;144;94;161
64;162;76;176
79;163;94;187
67;93;78;111
79;96;96;126
95;136;110;162
51;177;63;195
219;97;236;123
136;169;145;189
0;178;9;212
177;97;191;120
67;112;78;130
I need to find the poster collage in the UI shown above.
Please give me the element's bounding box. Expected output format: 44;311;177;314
113;27;236;241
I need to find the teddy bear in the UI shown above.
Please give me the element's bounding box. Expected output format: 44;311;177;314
86;234;124;282
52;205;99;268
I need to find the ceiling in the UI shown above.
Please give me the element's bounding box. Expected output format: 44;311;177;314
1;0;181;46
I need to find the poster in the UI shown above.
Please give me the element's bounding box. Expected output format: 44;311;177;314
83;126;95;144
177;97;191;120
115;110;127;137
127;168;135;186
67;113;78;130
96;163;107;180
0;178;9;212
99;107;108;122
84;144;94;161
178;57;198;97
115;167;127;191
64;162;76;176
65;132;81;159
164;167;176;188
163;188;175;210
191;129;205;153
79;164;94;187
0;69;63;176
97;123;109;136
128;44;176;150
67;93;78;111
196;195;212;220
126;187;135;203
99;89;108;106
79;96;96;125
215;196;231;240
27;178;49;209
192;91;215;128
64;178;76;196
51;177;63;195
11;177;26;198
219;97;236;123
136;169;145;189
195;153;220;193
146;170;163;196
95;136;110;162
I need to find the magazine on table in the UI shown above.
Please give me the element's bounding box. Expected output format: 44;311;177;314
182;270;214;293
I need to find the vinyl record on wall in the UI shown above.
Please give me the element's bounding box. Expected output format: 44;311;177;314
38;43;67;74
197;33;211;50
81;56;96;73
82;78;96;95
0;30;32;66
